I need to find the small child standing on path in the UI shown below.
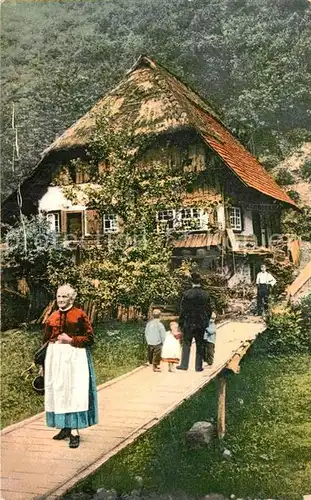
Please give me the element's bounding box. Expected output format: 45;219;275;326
203;311;217;366
145;309;167;372
161;321;182;372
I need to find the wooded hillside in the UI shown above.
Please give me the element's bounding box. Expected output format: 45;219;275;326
1;0;311;199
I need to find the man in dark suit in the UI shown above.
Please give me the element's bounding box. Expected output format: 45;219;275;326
177;272;212;372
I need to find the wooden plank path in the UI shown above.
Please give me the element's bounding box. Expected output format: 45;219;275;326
1;320;265;500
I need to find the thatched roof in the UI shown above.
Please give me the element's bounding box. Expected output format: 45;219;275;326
42;55;221;154
3;55;297;220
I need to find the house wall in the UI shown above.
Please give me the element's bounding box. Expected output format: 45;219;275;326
37;135;281;253
39;186;86;212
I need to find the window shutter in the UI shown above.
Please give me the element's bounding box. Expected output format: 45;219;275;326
86;210;102;234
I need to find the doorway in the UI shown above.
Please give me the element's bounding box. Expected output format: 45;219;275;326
66;212;83;238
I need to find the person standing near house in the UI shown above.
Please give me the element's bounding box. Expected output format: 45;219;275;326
145;309;167;372
177;272;212;372
256;264;277;315
43;284;98;449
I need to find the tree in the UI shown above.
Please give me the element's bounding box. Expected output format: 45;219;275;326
56;115;195;316
3;215;72;317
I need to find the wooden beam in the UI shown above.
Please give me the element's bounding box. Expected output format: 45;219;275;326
225;340;252;374
217;373;226;439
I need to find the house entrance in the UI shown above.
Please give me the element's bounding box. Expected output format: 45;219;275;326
66;212;83;238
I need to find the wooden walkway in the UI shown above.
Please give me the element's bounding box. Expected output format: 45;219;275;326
1;320;265;500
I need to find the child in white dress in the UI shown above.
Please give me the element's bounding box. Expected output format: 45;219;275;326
161;321;182;372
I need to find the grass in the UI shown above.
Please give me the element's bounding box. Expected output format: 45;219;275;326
0;321;146;429
65;353;311;500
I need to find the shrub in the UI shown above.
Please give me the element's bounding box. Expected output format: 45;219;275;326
263;256;295;297
1;289;30;331
282;205;311;241
294;293;311;342
254;304;310;356
275;168;295;185
286;189;300;203
300;159;311;181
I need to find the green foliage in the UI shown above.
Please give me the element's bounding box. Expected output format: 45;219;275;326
294;293;311;338
254;302;311;357
2;215;74;322
263;256;295;297
3;215;70;284
286;189;300;203
48;237;182;317
57;115;196;315
1;289;30;331
1;0;311;197
282;205;311;241
0;322;146;428
66;355;311;499
275;168;295;185
79;113;194;234
300;159;311;181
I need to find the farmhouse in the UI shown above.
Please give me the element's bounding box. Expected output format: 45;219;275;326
2;55;298;283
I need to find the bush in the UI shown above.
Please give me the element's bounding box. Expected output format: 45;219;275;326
294;293;311;340
300;159;311;181
275;168;295;185
282;205;311;241
263;256;295;297
1;289;30;331
286;189;300;203
254;304;310;356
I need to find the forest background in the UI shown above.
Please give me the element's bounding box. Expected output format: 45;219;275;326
1;0;311;201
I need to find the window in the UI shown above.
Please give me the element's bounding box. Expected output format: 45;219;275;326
156;210;175;233
179;208;202;231
157;208;208;233
46;212;61;233
230;207;242;231
103;214;118;233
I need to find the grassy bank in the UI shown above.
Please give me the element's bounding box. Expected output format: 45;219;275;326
66;354;311;500
1;321;146;429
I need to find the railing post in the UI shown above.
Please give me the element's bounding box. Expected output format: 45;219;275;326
217;373;227;440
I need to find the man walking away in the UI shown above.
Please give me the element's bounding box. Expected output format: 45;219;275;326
177;272;212;372
145;309;166;372
256;264;276;315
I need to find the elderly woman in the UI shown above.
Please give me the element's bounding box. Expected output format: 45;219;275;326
43;284;98;448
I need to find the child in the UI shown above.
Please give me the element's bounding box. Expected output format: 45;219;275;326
203;312;216;366
145;309;167;372
161;321;182;372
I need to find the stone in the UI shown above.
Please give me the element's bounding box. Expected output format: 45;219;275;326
93;488;118;500
201;495;228;500
222;448;232;459
124;489;141;500
186;421;214;446
67;494;92;500
130;489;141;497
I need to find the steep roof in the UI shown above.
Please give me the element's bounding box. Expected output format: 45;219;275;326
4;55;297;211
